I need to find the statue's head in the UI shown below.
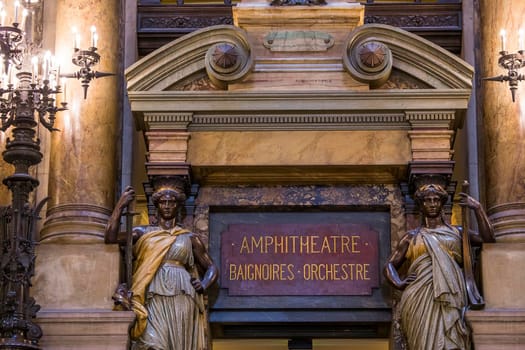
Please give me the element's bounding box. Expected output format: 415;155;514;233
414;184;449;218
414;184;448;204
151;176;188;205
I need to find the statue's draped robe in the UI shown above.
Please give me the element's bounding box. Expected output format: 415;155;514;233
399;225;470;350
130;227;207;350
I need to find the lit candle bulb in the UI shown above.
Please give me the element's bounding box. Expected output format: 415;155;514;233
7;64;12;85
61;77;67;102
90;25;97;48
56;59;61;82
72;26;79;50
500;29;507;52
20;8;27;29
43;50;51;81
14;1;19;24
518;28;525;51
1;9;6;26
31;56;38;83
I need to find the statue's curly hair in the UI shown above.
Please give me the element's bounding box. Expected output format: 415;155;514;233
151;188;187;206
151;176;188;206
414;183;449;207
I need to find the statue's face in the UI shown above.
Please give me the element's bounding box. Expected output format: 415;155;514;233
157;194;178;220
421;193;443;218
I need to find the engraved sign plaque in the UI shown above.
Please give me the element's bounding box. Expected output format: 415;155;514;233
221;223;380;296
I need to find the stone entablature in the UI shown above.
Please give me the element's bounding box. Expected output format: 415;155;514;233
125;0;473;198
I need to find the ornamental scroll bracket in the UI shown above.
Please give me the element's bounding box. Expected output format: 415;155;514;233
343;37;393;88
204;35;254;89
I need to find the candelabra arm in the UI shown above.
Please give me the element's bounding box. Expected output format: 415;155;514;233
37;109;60;132
0;114;15;131
94;71;116;79
482;75;510;82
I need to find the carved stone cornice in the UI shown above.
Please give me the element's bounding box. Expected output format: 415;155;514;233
129;90;472;110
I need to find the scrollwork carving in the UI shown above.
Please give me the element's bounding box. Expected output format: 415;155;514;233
205;37;253;89
343;39;393;88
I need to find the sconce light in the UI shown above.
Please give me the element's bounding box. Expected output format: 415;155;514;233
484;29;525;102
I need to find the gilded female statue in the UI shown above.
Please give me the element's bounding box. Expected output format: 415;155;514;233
105;178;218;350
384;184;494;349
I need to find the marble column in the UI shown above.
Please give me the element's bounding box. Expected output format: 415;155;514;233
467;1;525;348
480;1;525;241
34;0;135;348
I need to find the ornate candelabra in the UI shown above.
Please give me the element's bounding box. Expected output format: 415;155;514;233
484;29;525;102
0;1;111;348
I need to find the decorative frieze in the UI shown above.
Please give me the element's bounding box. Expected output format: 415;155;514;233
365;13;460;29
140;15;233;30
190;113;408;130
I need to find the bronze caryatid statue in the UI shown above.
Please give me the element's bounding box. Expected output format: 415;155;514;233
384;182;495;350
105;176;218;350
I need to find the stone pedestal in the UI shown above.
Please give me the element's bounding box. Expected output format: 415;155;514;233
479;244;525;309
467;243;525;349
468;310;525;350
36;310;135;350
33;244;121;310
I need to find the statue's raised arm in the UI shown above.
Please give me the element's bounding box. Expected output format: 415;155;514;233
458;190;496;244
105;186;136;244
